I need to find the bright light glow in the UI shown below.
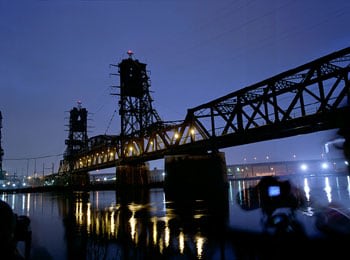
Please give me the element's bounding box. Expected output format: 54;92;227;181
152;217;157;245
300;163;308;171
345;161;349;166
195;234;205;259
87;203;91;231
165;223;170;248
324;177;332;203
321;162;329;169
303;178;311;201
179;231;185;254
129;212;137;242
174;133;179;139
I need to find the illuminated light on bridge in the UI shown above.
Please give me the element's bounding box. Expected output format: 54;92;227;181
190;128;195;135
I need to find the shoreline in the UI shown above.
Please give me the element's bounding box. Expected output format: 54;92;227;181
1;172;348;194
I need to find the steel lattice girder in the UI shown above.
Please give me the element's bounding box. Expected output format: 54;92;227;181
69;47;350;173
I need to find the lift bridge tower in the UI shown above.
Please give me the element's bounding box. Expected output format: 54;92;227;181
115;50;162;140
111;50;163;186
58;101;89;186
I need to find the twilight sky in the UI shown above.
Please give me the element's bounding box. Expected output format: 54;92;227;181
0;0;349;176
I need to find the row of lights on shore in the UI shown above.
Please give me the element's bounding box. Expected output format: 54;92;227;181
241;153;345;163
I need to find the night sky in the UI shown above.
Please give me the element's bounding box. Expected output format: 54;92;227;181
1;0;349;176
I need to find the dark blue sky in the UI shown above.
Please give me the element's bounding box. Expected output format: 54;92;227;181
1;0;349;175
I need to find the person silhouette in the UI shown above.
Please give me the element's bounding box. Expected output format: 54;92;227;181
0;199;25;260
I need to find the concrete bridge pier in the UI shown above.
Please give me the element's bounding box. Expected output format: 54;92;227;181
116;162;150;188
63;171;90;188
164;152;228;201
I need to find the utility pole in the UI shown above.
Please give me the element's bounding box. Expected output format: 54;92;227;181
34;159;37;178
26;159;29;178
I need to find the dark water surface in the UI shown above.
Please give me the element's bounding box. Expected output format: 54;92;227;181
2;174;350;259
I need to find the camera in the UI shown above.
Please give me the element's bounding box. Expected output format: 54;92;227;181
267;185;281;197
237;176;307;237
237;176;305;217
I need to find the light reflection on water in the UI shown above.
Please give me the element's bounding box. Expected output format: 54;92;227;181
1;174;350;259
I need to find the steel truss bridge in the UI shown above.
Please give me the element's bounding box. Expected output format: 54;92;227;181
60;47;350;174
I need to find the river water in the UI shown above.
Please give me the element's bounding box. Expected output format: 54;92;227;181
2;173;350;260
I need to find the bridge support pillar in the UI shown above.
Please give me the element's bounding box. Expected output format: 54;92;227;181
116;162;150;187
164;152;228;201
63;171;90;188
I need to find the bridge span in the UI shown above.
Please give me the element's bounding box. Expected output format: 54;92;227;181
57;47;349;176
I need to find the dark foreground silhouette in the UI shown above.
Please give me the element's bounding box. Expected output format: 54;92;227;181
0;200;31;260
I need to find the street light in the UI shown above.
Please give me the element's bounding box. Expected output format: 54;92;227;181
300;163;308;171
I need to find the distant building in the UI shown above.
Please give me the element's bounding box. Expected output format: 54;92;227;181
227;157;348;179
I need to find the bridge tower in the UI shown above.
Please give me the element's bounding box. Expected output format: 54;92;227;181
64;101;88;161
117;50;162;139
113;50;163;186
59;101;89;186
